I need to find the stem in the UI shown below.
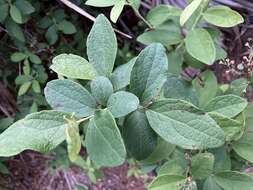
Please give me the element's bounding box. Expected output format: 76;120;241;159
77;115;94;124
133;8;153;29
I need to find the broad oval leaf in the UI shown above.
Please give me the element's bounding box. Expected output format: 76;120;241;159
107;91;139;118
203;177;222;190
58;20;77;34
51;54;97;80
180;0;203;26
87;14;117;77
149;174;186;190
130;43;168;104
191;153;214;180
146;5;182;27
123;110;157;160
0;111;69;157
146;110;225;149
10;5;23;24
0;1;9;23
204;95;248;118
203;6;244;28
214;171;253;190
91;76;113;105
45;79;96;118
185;28;216;65
111;58;136;90
85;109;126;167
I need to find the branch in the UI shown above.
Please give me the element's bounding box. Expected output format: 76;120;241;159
58;0;133;39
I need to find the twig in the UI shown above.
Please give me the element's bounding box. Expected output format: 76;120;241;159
58;0;133;39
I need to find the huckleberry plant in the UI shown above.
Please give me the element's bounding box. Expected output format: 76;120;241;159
0;5;253;190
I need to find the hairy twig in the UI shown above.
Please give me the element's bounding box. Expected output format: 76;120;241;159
58;0;132;39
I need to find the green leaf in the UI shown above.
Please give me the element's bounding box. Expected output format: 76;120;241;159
158;159;185;176
28;53;41;64
91;76;113;105
204;95;247;118
146;109;225;149
110;0;125;23
167;51;183;75
107;91;139;118
233;128;253;163
229;78;248;96
209;113;245;141
130;43;168;104
18;81;31;96
149;175;186;190
65;120;81;162
203;177;222;190
141;138;175;164
5;18;25;42
87;14;117;77
85;0;116;7
86;109;126;167
45;79;96;118
14;0;35;15
185;28;216;65
111;58;136;90
164;75;198;105
147;5;182;27
0;0;9;23
11;52;26;62
10;5;23;24
214;171;253;190
58;20;77;34
203;6;244;27
127;0;140;10
191;153;214;180
46;25;58;45
32;80;41;93
51;54;97;80
180;0;203;26
192;70;218;107
211;146;231;172
0;111;69;157
137;29;182;47
123;110;157;160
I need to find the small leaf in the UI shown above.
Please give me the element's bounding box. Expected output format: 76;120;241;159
18;81;31;96
86;109;126;167
214;171;253;190
191;153;214;180
32;80;41;93
0;111;69;157
192;70;218;107
5;18;25;42
58;20;77;34
180;0;203;26
164;75;198;105
147;5;182;26
85;0;116;7
203;6;244;27
137;29;182;47
46;25;58;45
14;0;35;15
123;110;157;160
51;54;97;80
107;91;139;118
111;58;136;90
185;28;216;65
91;76;113;105
159;159;185;176
45;79;96;118
110;0;125;23
28;53;41;64
204;95;247;118
87;14;117;77
130;43;168;104
11;52;26;62
10;5;23;24
146;109;225;149
149;175;186;190
65;120;81;162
